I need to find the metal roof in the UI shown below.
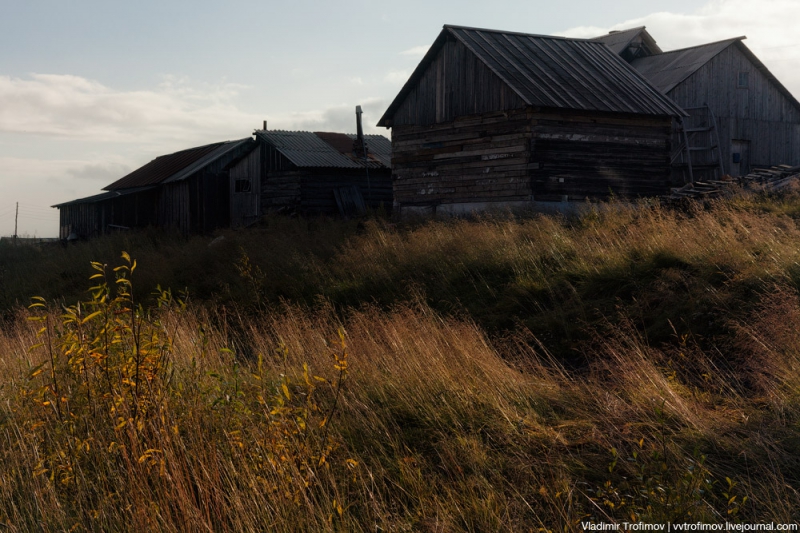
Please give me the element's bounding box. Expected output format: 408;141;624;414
378;25;685;126
103;138;254;190
52;186;157;208
591;27;662;56
630;37;745;93
630;38;800;113
255;130;391;169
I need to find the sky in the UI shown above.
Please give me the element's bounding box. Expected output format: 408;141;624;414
1;0;799;237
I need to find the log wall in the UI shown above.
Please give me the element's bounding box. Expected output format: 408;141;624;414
391;107;673;209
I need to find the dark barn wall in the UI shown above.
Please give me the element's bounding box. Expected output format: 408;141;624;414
300;169;393;214
668;44;800;172
391;108;533;207
260;143;392;215
155;142;254;234
59;189;160;239
229;143;262;227
530;110;673;200
391;37;526;127
390;107;673;210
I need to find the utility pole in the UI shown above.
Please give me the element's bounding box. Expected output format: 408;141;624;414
13;202;18;245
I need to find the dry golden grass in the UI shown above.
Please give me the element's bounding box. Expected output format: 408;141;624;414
2;194;800;529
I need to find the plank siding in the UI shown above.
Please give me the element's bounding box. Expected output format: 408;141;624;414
666;44;800;172
391;37;525;127
230;146;262;227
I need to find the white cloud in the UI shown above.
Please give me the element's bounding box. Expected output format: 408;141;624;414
384;70;410;85
400;45;429;57
0;74;260;145
562;0;800;96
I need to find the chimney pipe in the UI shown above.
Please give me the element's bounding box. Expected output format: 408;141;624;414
355;105;371;206
263;120;267;130
355;106;364;146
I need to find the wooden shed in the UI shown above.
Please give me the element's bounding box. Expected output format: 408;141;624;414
248;129;392;215
595;28;800;178
54;138;256;238
378;25;686;216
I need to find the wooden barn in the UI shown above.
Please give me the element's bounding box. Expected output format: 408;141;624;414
250;128;392;215
54;117;393;238
594;28;800;179
54;138;256;238
378;25;686;216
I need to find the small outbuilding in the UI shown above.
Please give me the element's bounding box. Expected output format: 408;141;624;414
378;25;686;216
248;128;392;216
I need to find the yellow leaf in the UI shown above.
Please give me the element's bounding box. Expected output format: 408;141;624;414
121;251;131;263
281;383;291;400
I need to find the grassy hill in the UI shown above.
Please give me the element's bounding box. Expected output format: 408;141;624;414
1;190;800;530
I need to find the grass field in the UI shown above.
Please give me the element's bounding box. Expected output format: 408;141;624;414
2;190;800;530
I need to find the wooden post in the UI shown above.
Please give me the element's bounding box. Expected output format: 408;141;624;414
13;202;18;245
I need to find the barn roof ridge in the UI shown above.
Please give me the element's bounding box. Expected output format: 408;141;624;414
441;24;595;42
655;36;746;56
378;24;686;126
591;26;662;56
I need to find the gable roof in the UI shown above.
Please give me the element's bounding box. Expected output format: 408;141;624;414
103;138;254;191
630;38;800;113
630;37;745;93
592;27;662;56
378;25;685;127
52;186;157;208
256;130;391;169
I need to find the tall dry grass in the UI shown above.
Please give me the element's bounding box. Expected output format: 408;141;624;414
2;194;800;528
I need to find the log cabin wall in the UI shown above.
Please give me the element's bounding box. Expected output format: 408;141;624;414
391;108;533;208
666;44;800;173
530;109;673;200
391;107;673;209
300;169;393;213
260;137;393;215
261;145;302;211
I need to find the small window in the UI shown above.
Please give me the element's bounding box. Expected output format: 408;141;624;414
738;71;749;88
234;179;251;193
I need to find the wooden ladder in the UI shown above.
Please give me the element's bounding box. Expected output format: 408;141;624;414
672;105;726;183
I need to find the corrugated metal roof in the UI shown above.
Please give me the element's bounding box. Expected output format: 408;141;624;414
592;27;662;56
256;130;391;169
52;186;157;208
103;138;253;190
630;38;744;93
378;25;685;126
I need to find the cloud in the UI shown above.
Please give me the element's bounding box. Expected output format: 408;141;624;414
66;162;132;181
400;45;429;57
0;74;260;145
384;70;410;85
561;0;800;96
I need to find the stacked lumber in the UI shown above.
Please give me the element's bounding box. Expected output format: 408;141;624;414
740;164;800;190
666;164;800;200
